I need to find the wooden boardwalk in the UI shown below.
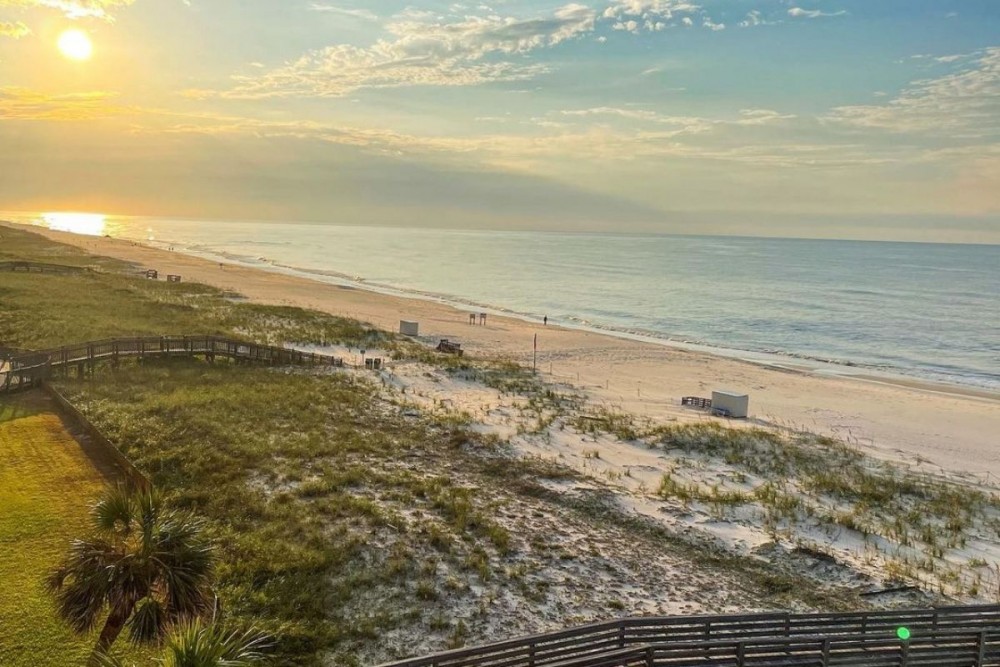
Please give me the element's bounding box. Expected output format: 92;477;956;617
376;604;1000;667
0;335;343;392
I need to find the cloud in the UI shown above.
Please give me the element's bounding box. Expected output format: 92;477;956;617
787;7;847;19
199;4;596;99
0;87;126;120
307;3;378;21
601;0;703;32
826;47;1000;138
735;108;797;124
738;10;777;28
558;106;796;131
702;17;724;31
0;0;135;20
0;20;30;37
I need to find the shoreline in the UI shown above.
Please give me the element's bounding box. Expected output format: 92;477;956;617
5;221;999;478
13;219;998;397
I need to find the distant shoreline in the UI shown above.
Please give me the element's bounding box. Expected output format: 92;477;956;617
7;217;996;396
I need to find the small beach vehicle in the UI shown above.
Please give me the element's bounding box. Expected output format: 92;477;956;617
435;339;463;356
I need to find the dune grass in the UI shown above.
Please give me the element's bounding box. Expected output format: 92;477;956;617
0;392;152;667
53;360;517;665
0;225;384;350
0;223;130;271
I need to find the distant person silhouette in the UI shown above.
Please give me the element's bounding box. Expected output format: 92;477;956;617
544;316;548;326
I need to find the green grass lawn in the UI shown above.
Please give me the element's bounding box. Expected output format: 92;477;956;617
0;392;152;666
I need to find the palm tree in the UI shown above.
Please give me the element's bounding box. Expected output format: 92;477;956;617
94;620;271;667
47;484;216;661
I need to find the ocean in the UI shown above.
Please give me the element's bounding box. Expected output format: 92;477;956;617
15;215;1000;391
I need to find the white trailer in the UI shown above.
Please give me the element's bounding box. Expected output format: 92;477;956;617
399;320;419;336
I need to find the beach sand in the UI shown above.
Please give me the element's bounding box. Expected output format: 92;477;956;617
19;224;1000;480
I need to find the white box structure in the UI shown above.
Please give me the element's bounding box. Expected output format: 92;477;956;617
399;320;419;336
711;391;749;418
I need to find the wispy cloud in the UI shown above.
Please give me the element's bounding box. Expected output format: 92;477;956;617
193;4;597;99
558;106;795;129
307;3;378;21
0;0;135;20
787;7;847;19
0;87;126;120
0;20;30;37
826;47;1000;138
738;10;778;28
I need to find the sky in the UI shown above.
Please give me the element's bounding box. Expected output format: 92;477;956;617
1;0;999;242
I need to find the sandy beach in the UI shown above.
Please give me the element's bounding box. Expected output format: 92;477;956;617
16;224;1000;481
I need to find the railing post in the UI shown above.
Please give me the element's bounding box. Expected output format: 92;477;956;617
645;645;654;667
900;638;909;667
619;621;626;648
975;630;986;667
821;637;830;667
736;640;746;667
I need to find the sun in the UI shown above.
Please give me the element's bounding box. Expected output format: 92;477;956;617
57;29;93;61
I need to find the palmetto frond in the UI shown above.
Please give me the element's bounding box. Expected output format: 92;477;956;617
46;538;120;633
163;620;272;667
127;597;169;644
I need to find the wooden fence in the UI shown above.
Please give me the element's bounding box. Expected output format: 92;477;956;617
0;335;343;393
0;260;93;274
681;396;712;409
376;604;1000;667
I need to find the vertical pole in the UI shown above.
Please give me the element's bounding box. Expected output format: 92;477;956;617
900;639;909;667
533;334;537;374
821;637;830;667
736;640;746;667
975;631;986;667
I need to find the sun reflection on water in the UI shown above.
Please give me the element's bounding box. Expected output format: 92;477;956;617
41;212;107;236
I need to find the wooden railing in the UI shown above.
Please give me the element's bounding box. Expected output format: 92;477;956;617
0;335;343;392
0;260;93;274
376;604;1000;667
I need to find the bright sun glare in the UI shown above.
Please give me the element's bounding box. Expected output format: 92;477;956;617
57;29;93;61
42;212;107;236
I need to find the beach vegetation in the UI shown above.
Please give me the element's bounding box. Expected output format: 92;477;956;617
47;485;216;660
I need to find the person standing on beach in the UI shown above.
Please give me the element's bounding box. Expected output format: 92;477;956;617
544;316;548;326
